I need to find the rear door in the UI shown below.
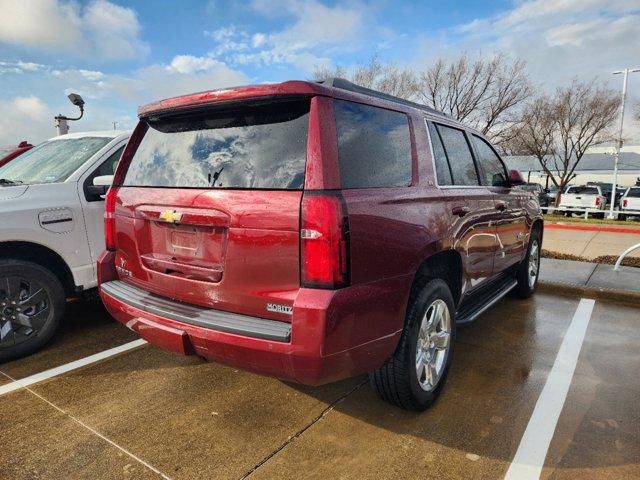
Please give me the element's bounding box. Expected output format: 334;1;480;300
428;121;497;292
469;134;528;273
113;98;310;321
79;142;126;271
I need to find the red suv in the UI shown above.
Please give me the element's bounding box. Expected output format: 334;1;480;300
0;141;33;168
98;79;543;410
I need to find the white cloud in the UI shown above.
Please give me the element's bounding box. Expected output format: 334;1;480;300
0;0;149;61
12;96;49;119
251;33;267;48
202;0;364;73
0;58;250;145
82;0;149;60
167;55;221;74
0;96;53;145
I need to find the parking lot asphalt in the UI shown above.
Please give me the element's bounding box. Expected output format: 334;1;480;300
0;292;638;480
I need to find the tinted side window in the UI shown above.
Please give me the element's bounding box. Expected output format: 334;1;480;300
334;100;411;188
436;124;479;186
427;121;453;185
471;135;507;187
94;145;124;178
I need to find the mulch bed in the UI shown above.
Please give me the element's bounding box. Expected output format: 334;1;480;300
542;249;640;268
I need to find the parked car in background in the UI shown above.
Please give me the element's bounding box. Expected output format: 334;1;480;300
520;182;548;207
98;78;543;411
0;141;33;168
0;131;129;361
545;184;558;206
559;185;607;217
619;186;640;220
587;181;625;209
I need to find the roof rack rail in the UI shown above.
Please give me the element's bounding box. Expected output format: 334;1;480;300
316;77;446;117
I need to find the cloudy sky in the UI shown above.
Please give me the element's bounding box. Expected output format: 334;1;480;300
0;0;639;145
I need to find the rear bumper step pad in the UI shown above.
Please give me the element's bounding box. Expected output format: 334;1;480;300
101;280;291;342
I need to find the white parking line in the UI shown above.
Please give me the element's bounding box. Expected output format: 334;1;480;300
504;298;595;480
0;338;147;397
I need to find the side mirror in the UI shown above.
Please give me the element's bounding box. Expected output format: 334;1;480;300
86;175;113;200
507;170;525;186
93;175;114;186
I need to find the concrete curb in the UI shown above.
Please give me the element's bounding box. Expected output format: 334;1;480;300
539;280;640;307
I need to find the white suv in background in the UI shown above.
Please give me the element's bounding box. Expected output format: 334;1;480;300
0;131;130;360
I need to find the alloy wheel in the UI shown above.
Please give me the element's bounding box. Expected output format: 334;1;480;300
528;240;540;288
0;276;50;347
415;299;451;391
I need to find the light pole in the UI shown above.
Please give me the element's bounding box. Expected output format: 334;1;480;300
54;93;85;136
608;68;640;219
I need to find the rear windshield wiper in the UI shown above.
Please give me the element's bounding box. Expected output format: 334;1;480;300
0;178;23;186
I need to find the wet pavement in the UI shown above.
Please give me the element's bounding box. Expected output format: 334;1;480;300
0;292;638;479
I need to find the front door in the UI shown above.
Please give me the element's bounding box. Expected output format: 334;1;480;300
427;121;498;294
469;134;528;272
78;144;125;284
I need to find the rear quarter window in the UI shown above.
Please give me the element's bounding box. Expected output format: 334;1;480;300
334;100;412;189
627;188;640;198
123;99;310;190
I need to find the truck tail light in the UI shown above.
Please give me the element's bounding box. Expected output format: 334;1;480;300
595;196;601;207
105;187;118;251
300;192;350;289
623;199;628;208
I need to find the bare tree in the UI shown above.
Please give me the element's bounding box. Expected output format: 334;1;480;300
511;80;619;206
313;57;418;100
415;54;532;145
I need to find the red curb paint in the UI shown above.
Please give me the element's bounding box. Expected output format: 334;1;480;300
545;223;640;235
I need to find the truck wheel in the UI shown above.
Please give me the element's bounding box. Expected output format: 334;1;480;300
0;260;65;362
369;279;455;411
513;230;541;299
618;214;627;222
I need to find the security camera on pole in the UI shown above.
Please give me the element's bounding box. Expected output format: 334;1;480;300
54;93;85;136
608;68;640;219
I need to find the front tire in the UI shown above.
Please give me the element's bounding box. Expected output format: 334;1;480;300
0;260;65;362
369;279;455;411
513;230;541;299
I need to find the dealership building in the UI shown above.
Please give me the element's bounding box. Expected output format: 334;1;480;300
504;145;640;188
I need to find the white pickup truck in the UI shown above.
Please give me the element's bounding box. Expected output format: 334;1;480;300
619;187;640;220
0;131;130;360
558;185;607;218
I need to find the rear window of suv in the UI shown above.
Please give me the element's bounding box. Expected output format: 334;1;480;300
627;188;640;198
123;99;310;190
334;100;412;189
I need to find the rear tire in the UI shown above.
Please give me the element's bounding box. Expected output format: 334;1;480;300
369;279;455;411
0;260;65;362
513;230;541;299
618;214;627;221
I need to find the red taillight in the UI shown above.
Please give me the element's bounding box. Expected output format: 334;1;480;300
623;199;628;208
595;196;601;207
300;193;349;289
104;187;118;251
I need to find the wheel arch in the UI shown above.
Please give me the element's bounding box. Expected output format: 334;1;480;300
0;241;76;296
410;249;463;308
531;218;544;243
